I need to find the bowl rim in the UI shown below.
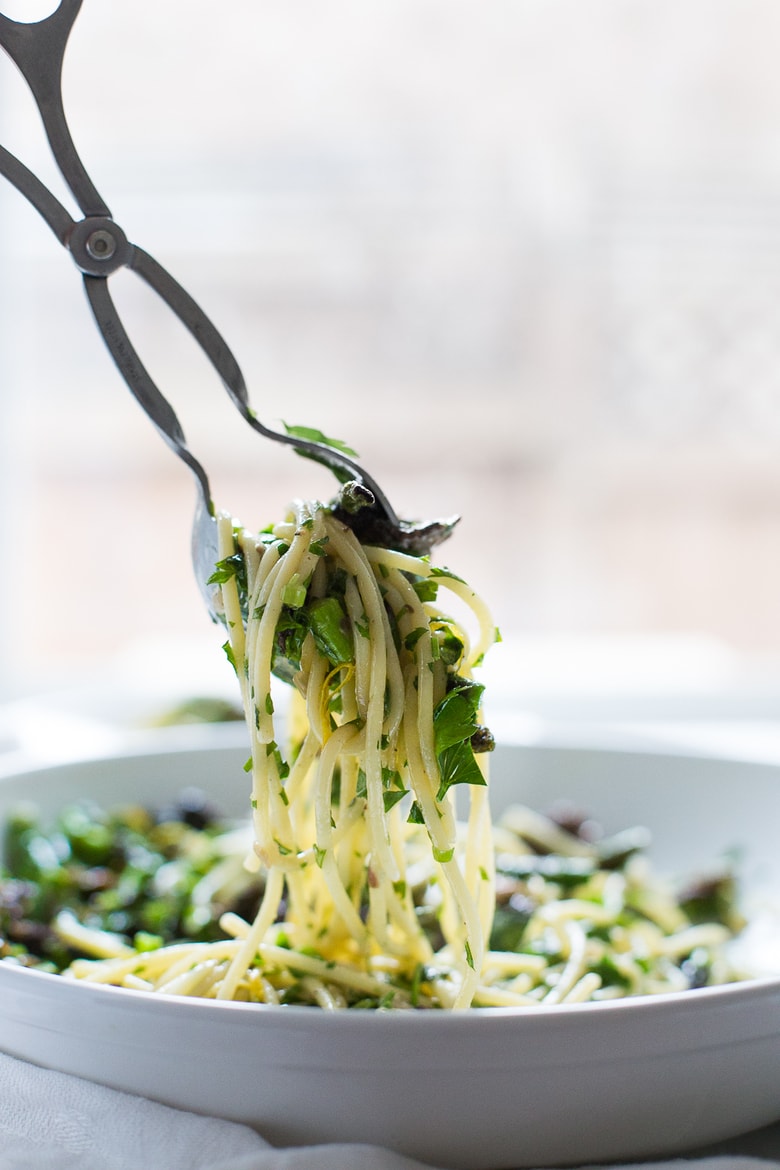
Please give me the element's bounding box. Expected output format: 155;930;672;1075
2;951;779;1025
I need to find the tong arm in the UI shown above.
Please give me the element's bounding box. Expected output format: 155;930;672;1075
0;144;72;244
0;88;211;505
0;0;419;543
129;247;399;515
82;274;212;506
0;1;109;219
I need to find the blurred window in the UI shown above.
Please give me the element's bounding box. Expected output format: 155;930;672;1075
2;0;780;693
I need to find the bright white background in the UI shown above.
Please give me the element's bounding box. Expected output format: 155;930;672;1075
3;0;780;725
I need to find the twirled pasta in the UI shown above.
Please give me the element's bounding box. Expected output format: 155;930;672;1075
63;501;739;1009
211;501;498;1009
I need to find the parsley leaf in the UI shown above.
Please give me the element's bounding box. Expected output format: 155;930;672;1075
435;741;486;801
432;677;489;801
410;577;438;604
433;677;485;755
433;845;455;863
383;789;408;813
354;616;370;639
282;422;359;457
308;596;353;665
430;566;467;584
282;574;307;608
208;552;246;587
407;801;425;825
222;640;238;672
404;627;427;653
271;607;309;683
437;628;464;666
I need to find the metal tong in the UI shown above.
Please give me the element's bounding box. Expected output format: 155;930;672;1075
0;1;456;618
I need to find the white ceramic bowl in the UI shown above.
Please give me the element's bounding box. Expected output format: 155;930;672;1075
0;739;778;1169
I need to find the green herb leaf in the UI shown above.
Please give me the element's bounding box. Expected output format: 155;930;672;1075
222;640;237;672
382;767;405;791
282;574;307;609
430;566;467;584
407;801;425;825
270;607;310;684
383;788;408;813
411;577;438;604
433;845;454;864
134;931;163;953
437;628;464;666
354;616;370;639
435;740;486;802
282;422;359;457
433;677;485;755
208;553;245;586
409;962;424;1007
404;627;427;653
307;596;353;665
272;748;290;780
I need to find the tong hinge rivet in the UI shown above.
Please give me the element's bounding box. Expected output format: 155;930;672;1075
85;229;117;262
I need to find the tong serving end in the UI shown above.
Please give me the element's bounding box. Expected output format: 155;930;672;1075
330;480;460;557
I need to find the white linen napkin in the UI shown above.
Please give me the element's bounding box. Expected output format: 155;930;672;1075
0;1051;777;1170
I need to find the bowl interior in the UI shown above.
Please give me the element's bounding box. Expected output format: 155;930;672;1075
1;735;779;894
